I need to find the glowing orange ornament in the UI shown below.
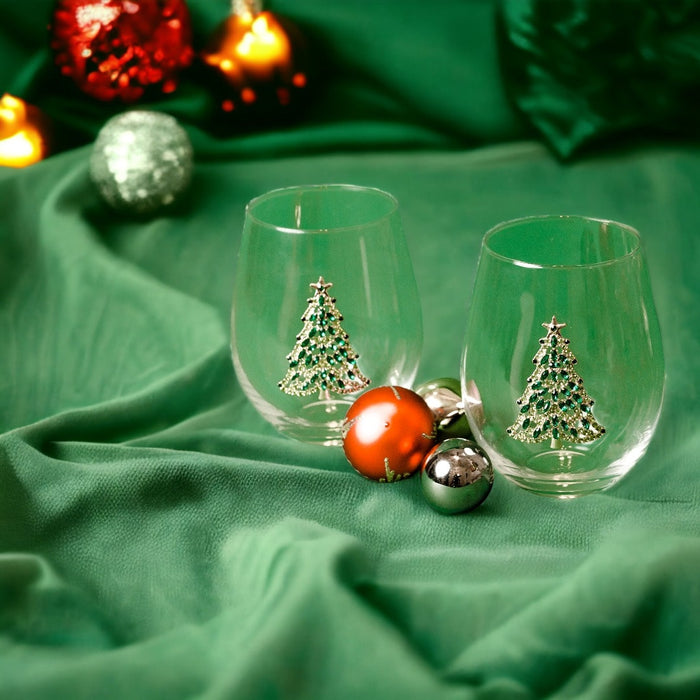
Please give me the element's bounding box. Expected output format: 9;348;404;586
0;95;48;168
201;0;310;121
342;386;437;483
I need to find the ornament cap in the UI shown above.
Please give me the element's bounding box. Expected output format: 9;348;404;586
232;0;263;17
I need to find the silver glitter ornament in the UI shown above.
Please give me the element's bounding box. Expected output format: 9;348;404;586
421;438;494;514
90;111;193;215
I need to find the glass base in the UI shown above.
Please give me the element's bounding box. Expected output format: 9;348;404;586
496;449;626;498
275;398;354;445
234;356;356;446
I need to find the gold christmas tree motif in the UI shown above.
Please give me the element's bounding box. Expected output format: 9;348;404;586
507;316;606;449
378;457;412;483
278;276;370;400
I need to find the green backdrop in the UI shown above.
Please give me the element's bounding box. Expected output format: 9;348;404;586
1;1;699;698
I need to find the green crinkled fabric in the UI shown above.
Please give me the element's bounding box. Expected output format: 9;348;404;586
1;142;700;699
0;0;699;698
498;0;700;157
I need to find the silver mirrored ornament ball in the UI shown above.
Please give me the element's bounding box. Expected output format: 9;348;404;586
90;110;193;215
421;438;494;514
415;377;472;439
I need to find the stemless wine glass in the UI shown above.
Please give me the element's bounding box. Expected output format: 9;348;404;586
461;215;664;497
231;184;422;445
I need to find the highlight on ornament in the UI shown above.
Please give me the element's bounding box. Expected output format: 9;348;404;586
50;0;194;102
201;0;310;118
0;94;47;168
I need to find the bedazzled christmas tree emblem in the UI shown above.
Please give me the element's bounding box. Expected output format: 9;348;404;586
507;316;605;448
278;277;370;400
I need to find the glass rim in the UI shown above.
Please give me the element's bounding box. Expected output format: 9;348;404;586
483;215;642;269
245;183;399;235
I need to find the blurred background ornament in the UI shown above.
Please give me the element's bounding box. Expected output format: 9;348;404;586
50;0;194;102
342;386;437;482
0;94;48;168
415;377;472;440
90;110;193;215
421;438;494;514
200;0;311;124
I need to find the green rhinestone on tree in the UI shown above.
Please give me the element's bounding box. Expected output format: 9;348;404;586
278;277;370;400
507;316;605;448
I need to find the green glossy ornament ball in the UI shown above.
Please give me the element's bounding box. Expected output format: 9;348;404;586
415;377;472;439
421;438;494;514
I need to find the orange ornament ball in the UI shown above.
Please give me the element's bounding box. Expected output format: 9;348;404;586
342;386;437;482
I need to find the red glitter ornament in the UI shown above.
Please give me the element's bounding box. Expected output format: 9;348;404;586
50;0;194;102
342;386;437;483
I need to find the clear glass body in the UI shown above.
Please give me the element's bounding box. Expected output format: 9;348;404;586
232;184;422;445
461;216;665;497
